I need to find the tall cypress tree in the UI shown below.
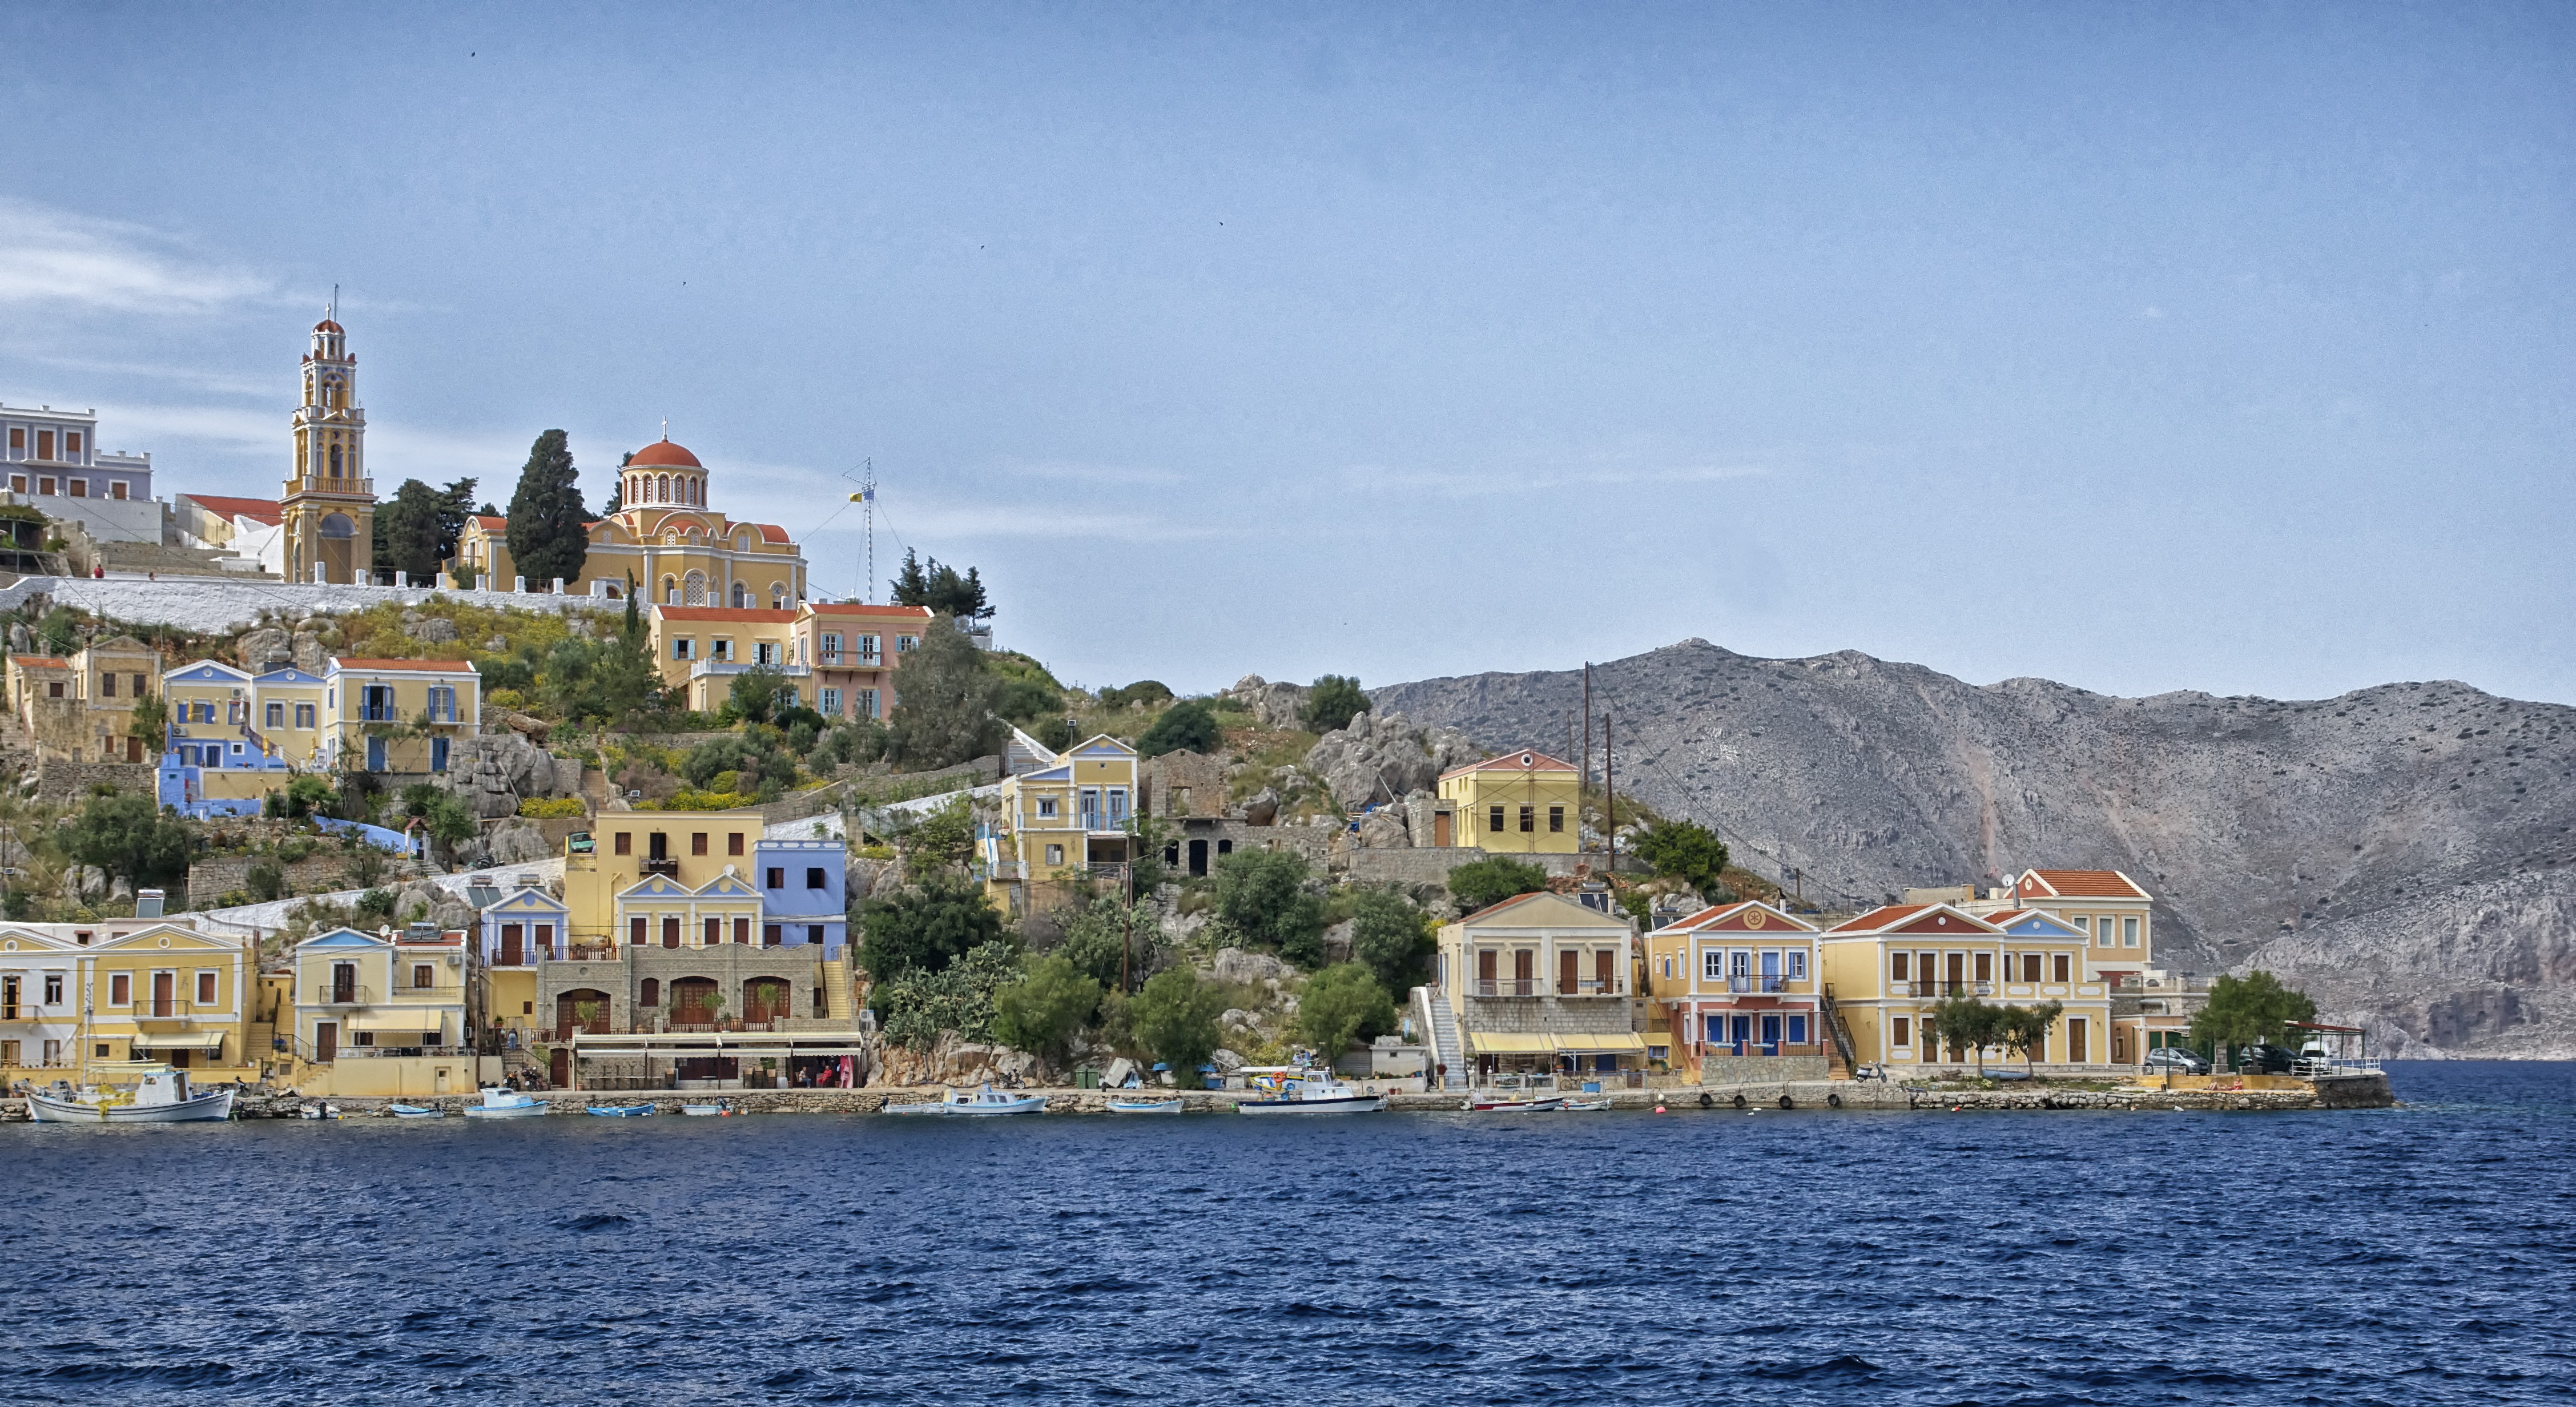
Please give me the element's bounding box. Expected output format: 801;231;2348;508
505;429;590;589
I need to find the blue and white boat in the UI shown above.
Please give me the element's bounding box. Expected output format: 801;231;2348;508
463;1087;549;1119
27;1063;235;1124
1235;1072;1385;1115
1105;1098;1184;1115
681;1102;732;1117
387;1103;445;1119
883;1084;1048;1116
586;1103;654;1117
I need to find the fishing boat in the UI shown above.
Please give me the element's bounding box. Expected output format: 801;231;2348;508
297;1101;343;1120
1105;1098;1184;1115
882;1084;1049;1116
387;1103;445;1119
1468;1095;1565;1112
1561;1098;1612;1112
462;1087;549;1119
27;1063;235;1124
1235;1071;1385;1115
681;1102;732;1116
586;1103;654;1117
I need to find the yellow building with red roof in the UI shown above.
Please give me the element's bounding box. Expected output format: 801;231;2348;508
1644;900;1827;1076
1436;749;1581;854
446;436;808;605
1816;900;2111;1072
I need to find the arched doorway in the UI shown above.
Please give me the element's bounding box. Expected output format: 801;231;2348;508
556;988;611;1039
670;976;721;1029
319;512;356;584
743;977;791;1029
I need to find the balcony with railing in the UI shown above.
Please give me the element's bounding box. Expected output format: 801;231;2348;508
1472;976;1631;999
1896;980;1992;999
285;473;374;496
118;996;218;1024
309;983;379;1008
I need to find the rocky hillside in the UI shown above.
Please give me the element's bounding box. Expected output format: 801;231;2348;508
1372;640;2576;1058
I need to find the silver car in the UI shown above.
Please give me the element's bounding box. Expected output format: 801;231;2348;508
2143;1047;2211;1075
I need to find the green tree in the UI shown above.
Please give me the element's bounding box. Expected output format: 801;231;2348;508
1303;674;1366;734
1137;699;1223;758
2191;970;2319;1054
1446;856;1549;914
399;783;478;859
371;475;477;581
542;586;668;725
995;676;1059;723
992;953;1102;1066
1999;1000;2065;1075
1130;967;1227;1080
67;793;192;889
900;796;979;878
1927;994;2006;1073
888;548;991;619
1347;886;1432;992
1214;848;1327;967
1097;680;1173;710
504;429;589;589
723;661;791;726
855;873;1007;990
886;617;1005;769
1632;819;1730;900
878;938;1021;1048
1054;893;1152;991
127;691;168;747
1296;962;1397;1059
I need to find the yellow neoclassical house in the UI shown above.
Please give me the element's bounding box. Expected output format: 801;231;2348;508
1438;750;1581;854
980;735;1138;913
288;924;483;1096
446;437;807;604
564;809;772;950
1817;902;2111;1072
66;924;261;1079
323;657;480;774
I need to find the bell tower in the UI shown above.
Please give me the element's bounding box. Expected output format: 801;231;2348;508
280;304;377;584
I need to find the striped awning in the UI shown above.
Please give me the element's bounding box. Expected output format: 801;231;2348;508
128;1031;226;1051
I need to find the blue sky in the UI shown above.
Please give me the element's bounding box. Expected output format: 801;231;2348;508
2;3;2569;702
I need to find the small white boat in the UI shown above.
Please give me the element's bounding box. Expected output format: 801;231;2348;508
883;1084;1048;1116
1561;1098;1612;1112
1469;1096;1565;1112
388;1104;444;1119
462;1087;549;1119
1235;1072;1386;1115
681;1102;732;1117
297;1101;343;1120
586;1103;654;1117
27;1063;235;1124
1105;1098;1184;1115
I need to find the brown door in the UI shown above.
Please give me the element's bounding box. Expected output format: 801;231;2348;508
500;924;523;966
126;736;143;763
1945;952;1965;995
662;918;680;948
1477;949;1496;995
332;963;356;1004
152;971;174;1018
1596;950;1615;992
1433;812;1451;847
1513;949;1535;996
743;978;789;1026
2066;1018;2086;1064
316;1022;339;1062
549;1046;569;1087
1559;950;1579;995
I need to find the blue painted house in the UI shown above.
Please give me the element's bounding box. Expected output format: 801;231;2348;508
754;837;847;955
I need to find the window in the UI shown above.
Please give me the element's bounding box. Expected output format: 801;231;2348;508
296;703;316;728
65;432;80;455
766;867;784;889
1789;1015;1809;1044
536;924;553;956
1548;805;1564;833
672;638;693;660
69;479;86;498
110;974;130;1006
1518;806;1534;833
819;688;840;715
426;685;456;721
754;641;775;665
1788;950;1807;980
712;639;732;661
735;918;752;944
2123;917;2139;947
858;634;880;662
727;833;744;856
1037;797;1058;818
2022;952;2040;982
38;477;55;495
859;688;879;719
196;971;217;1004
6;476;19;492
1702;948;1724;980
806;867;827;890
820;632;842;662
266;702;284;727
896;635;917;652
1890;951;1909;983
130;674;144;695
662;917;681;948
2053;954;2071;983
705;918;721;946
412;963;434;988
614;832;632;855
630;916;647;945
45;975;62;1004
1974;952;1992;983
640;979;659;1007
111;481;128;500
99;672;115;697
47;682;63;699
1045;843;1064;865
36;431;52;459
1488;806;1505;833
691;832;709;856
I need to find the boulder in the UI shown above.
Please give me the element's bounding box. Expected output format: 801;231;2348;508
414;616;460;644
1322;919;1354;964
291;630;327;675
1219;1007;1257;1031
1354;809;1410;850
1302;709;1481;809
235;626;291;670
442;731;572;819
500;710;552;744
1223;674;1314;729
388;879;474;932
6;622;27;653
1211;1047;1247;1071
484;818;552;865
1241;787;1279;827
1209;946;1293;986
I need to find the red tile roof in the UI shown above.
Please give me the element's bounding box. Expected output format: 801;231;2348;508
1829;903;1932;933
1657;901;1815;934
1439;749;1577;781
755;524;790;544
1462;890;1555;922
628;439;702;468
470;515;507;529
654;607;797;622
9;654;69;668
807;601;936;618
332;658;477;673
2018;869;2151;900
181;493;283;526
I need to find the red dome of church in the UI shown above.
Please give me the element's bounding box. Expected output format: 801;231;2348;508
629;438;702;469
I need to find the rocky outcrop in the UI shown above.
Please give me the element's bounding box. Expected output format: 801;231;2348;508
871;1034;1039;1087
1223;675;1313;729
1373;638;2576;1056
1302;710;1482;810
443;732;579;819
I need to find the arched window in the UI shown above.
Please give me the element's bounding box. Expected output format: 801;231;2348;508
771;583;788;609
639;978;659;1007
730;581;748;608
694;477;704;505
328;444;342;476
663;574;679;604
657;473;671;502
682;570;709;606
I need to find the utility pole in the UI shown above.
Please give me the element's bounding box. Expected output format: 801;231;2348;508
1580;664;1592;850
1604;710;1616;879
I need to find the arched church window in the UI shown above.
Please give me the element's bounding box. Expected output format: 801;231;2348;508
329;444;342;476
693;477;703;505
663;574;679;604
731;582;748;609
682;570;709;607
771;583;788;609
657;474;671;503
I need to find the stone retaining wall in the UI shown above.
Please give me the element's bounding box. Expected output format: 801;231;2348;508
35;758;155;802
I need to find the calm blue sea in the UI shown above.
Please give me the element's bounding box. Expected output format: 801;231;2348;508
4;1062;2571;1405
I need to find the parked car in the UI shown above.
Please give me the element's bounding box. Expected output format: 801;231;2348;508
2235;1043;2296;1075
2143;1047;2210;1075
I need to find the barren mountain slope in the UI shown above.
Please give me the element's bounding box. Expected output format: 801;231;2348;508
1372;640;2576;1056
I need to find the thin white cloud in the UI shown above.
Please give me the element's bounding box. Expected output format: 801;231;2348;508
1355;461;1769;497
92;400;276;450
5;350;274;399
0;202;272;313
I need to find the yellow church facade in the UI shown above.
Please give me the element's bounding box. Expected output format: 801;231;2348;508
446;437;807;605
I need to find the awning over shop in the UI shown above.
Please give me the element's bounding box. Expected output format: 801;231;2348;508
344;1011;450;1033
128;1031;226;1051
1553;1032;1649;1054
1466;1032;1556;1055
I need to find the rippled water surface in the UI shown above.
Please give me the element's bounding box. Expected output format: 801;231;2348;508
6;1062;2574;1404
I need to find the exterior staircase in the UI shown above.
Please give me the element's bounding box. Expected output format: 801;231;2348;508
822;955;854;1024
1414;984;1465;1090
1819;985;1860;1078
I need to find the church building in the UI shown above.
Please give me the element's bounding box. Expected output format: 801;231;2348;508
448;436;806;605
280;313;375;584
